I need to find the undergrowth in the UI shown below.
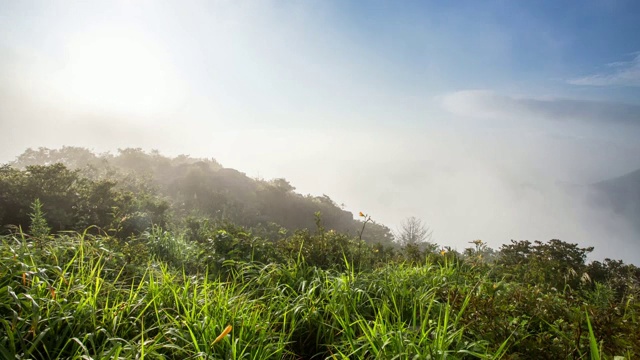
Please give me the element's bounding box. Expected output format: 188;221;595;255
1;228;638;359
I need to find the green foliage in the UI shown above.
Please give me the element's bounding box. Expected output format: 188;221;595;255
1;225;639;359
497;239;594;290
28;198;50;239
2;147;640;359
0;162;168;236
587;258;640;300
201;223;283;272
6;147;396;245
144;225;200;272
586;310;602;360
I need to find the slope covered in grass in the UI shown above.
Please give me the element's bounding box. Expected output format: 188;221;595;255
1;227;638;359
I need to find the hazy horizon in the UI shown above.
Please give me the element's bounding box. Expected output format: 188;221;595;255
1;1;640;261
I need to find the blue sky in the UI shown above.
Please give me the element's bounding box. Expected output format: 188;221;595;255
318;0;640;96
2;1;640;119
1;0;640;259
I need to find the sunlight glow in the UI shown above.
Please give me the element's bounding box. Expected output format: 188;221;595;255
53;29;184;116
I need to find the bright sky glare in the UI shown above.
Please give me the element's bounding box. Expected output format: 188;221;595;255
1;0;640;260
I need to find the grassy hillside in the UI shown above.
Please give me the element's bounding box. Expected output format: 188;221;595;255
1;147;640;359
1;227;639;359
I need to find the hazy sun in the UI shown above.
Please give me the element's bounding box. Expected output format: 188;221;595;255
54;28;183;116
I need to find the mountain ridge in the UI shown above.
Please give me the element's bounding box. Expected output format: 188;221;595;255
592;167;640;229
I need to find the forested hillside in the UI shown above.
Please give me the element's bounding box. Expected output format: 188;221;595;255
1;147;640;359
1;147;394;245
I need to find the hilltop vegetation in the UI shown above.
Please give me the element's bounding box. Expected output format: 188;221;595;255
1;147;394;245
1;147;639;359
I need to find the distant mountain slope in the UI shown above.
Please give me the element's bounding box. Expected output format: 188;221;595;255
593;168;640;227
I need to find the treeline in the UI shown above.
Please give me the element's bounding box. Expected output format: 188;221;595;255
1;147;394;245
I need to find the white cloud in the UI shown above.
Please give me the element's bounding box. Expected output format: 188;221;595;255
2;1;640;262
569;53;640;87
440;90;640;124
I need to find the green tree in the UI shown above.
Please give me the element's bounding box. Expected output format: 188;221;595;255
29;198;50;238
497;239;594;290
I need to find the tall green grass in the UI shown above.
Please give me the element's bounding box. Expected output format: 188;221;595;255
1;230;637;359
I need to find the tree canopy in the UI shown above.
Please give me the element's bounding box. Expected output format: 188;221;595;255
3;147;394;245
